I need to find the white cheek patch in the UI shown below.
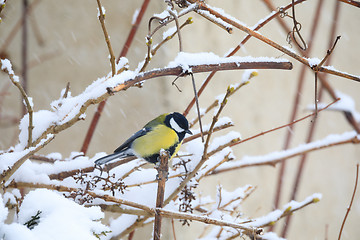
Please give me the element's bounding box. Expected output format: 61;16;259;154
170;117;184;133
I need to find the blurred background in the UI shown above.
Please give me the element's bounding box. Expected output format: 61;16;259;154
1;0;359;239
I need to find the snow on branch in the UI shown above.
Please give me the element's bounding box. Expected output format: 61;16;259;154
213;131;360;174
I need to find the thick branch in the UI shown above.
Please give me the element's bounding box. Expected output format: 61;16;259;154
113;61;292;92
153;151;169;240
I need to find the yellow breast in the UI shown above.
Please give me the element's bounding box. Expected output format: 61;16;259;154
132;125;179;158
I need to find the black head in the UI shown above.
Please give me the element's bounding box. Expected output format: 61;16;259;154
165;112;192;140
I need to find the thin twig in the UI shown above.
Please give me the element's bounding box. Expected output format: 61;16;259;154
189;72;204;142
79;0;117;155
0;59;33;148
189;74;253;127
167;9;183;52
195;9;233;33
151;18;192;56
96;0;116;76
338;163;359;240
230;98;339;147
290;0;307;50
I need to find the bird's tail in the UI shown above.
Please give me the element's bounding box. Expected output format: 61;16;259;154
94;151;134;165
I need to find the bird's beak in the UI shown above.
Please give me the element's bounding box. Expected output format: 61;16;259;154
186;129;192;135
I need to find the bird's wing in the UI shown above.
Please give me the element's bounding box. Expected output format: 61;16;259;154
95;151;130;165
113;127;150;153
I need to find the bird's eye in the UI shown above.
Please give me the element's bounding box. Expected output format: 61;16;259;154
169;117;185;133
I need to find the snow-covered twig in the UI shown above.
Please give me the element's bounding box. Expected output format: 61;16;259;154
158;208;259;236
213;131;360;175
1;59;33;148
7;181;153;213
224;193;321;239
0;134;54;187
96;0;116;76
113;58;292;92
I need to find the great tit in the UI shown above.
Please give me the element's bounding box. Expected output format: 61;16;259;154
94;112;192;165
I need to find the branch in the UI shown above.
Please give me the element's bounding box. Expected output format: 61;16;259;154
227;193;321;239
113;60;292;92
7;181;153;213
338;163;359;240
96;0;116;76
1;59;33;147
158;208;260;236
212;132;360;175
153;151;169;240
0;134;54;187
188;0;360;82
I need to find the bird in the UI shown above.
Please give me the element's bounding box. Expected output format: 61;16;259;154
94;112;192;165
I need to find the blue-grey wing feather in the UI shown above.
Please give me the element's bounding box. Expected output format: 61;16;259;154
95;127;151;165
114;127;150;153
